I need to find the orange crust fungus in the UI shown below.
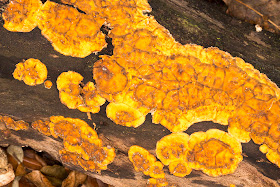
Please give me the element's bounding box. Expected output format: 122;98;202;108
106;103;146;127
187;129;243;177
78;81;106;114
128;145;165;179
32;116;115;172
3;0;280;174
57;71;83;110
57;71;105;114
155;130;242;177
44;80;52;89
147;177;169;187
94;39;280;169
156;133;190;166
37;1;106;57
2;0;42;32
13;58;48;86
168;160;191;177
31;119;51;136
0;115;29;131
156;133;191;177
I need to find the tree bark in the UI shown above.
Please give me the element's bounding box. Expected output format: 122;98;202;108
0;0;280;186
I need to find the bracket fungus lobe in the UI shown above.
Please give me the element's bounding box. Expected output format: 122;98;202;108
44;80;53;89
147;177;169;187
106;103;146;127
37;0;106;57
0;115;29;131
155;130;242;177
13;58;48;86
168;159;191;177
3;0;280;179
156;132;189;166
128;145;165;178
187;129;243;177
2;0;42;32
32;116;115;173
128;145;157;176
57;71;105;114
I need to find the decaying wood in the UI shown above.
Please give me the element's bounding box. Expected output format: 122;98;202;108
0;0;280;186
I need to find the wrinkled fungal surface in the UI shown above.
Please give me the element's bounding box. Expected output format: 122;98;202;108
0;115;29;131
2;0;42;32
155;130;242;177
147;177;169;187
32;116;115;172
57;71;105;114
44;80;52;89
156;133;189;166
3;0;280;173
91;0;280;168
168;160;191;178
106;103;146;127
37;1;106;57
187;129;243;177
13;58;48;86
128;145;165;179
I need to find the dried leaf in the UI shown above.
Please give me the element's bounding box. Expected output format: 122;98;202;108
0;148;15;186
15;163;26;176
40;165;68;180
34;154;47;167
96;178;110;187
223;0;280;33
81;177;110;187
44;176;63;187
7;153;18;171
0;148;8;168
24;170;54;187
12;176;21;187
18;176;36;187
0;164;15;186
82;177;99;187
61;171;87;187
23;150;45;170
7;145;23;163
23;157;43;170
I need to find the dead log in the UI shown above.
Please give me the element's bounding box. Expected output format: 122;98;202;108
0;0;280;186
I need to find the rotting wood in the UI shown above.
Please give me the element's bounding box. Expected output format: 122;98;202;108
1;0;280;186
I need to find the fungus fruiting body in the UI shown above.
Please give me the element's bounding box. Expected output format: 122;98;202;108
0;115;29;131
57;71;84;109
32;116;115;172
13;58;48;86
187;129;243;177
128;145;157;176
128;146;166;179
57;71;105;114
156;133;189;166
78;82;106;114
147;177;168;187
155;130;242;177
2;0;42;32
31;119;51;136
44;80;53;89
106;103;146;127
168;159;191;177
37;1;106;57
3;0;280;174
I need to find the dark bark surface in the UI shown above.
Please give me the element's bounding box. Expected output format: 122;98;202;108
1;0;280;186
